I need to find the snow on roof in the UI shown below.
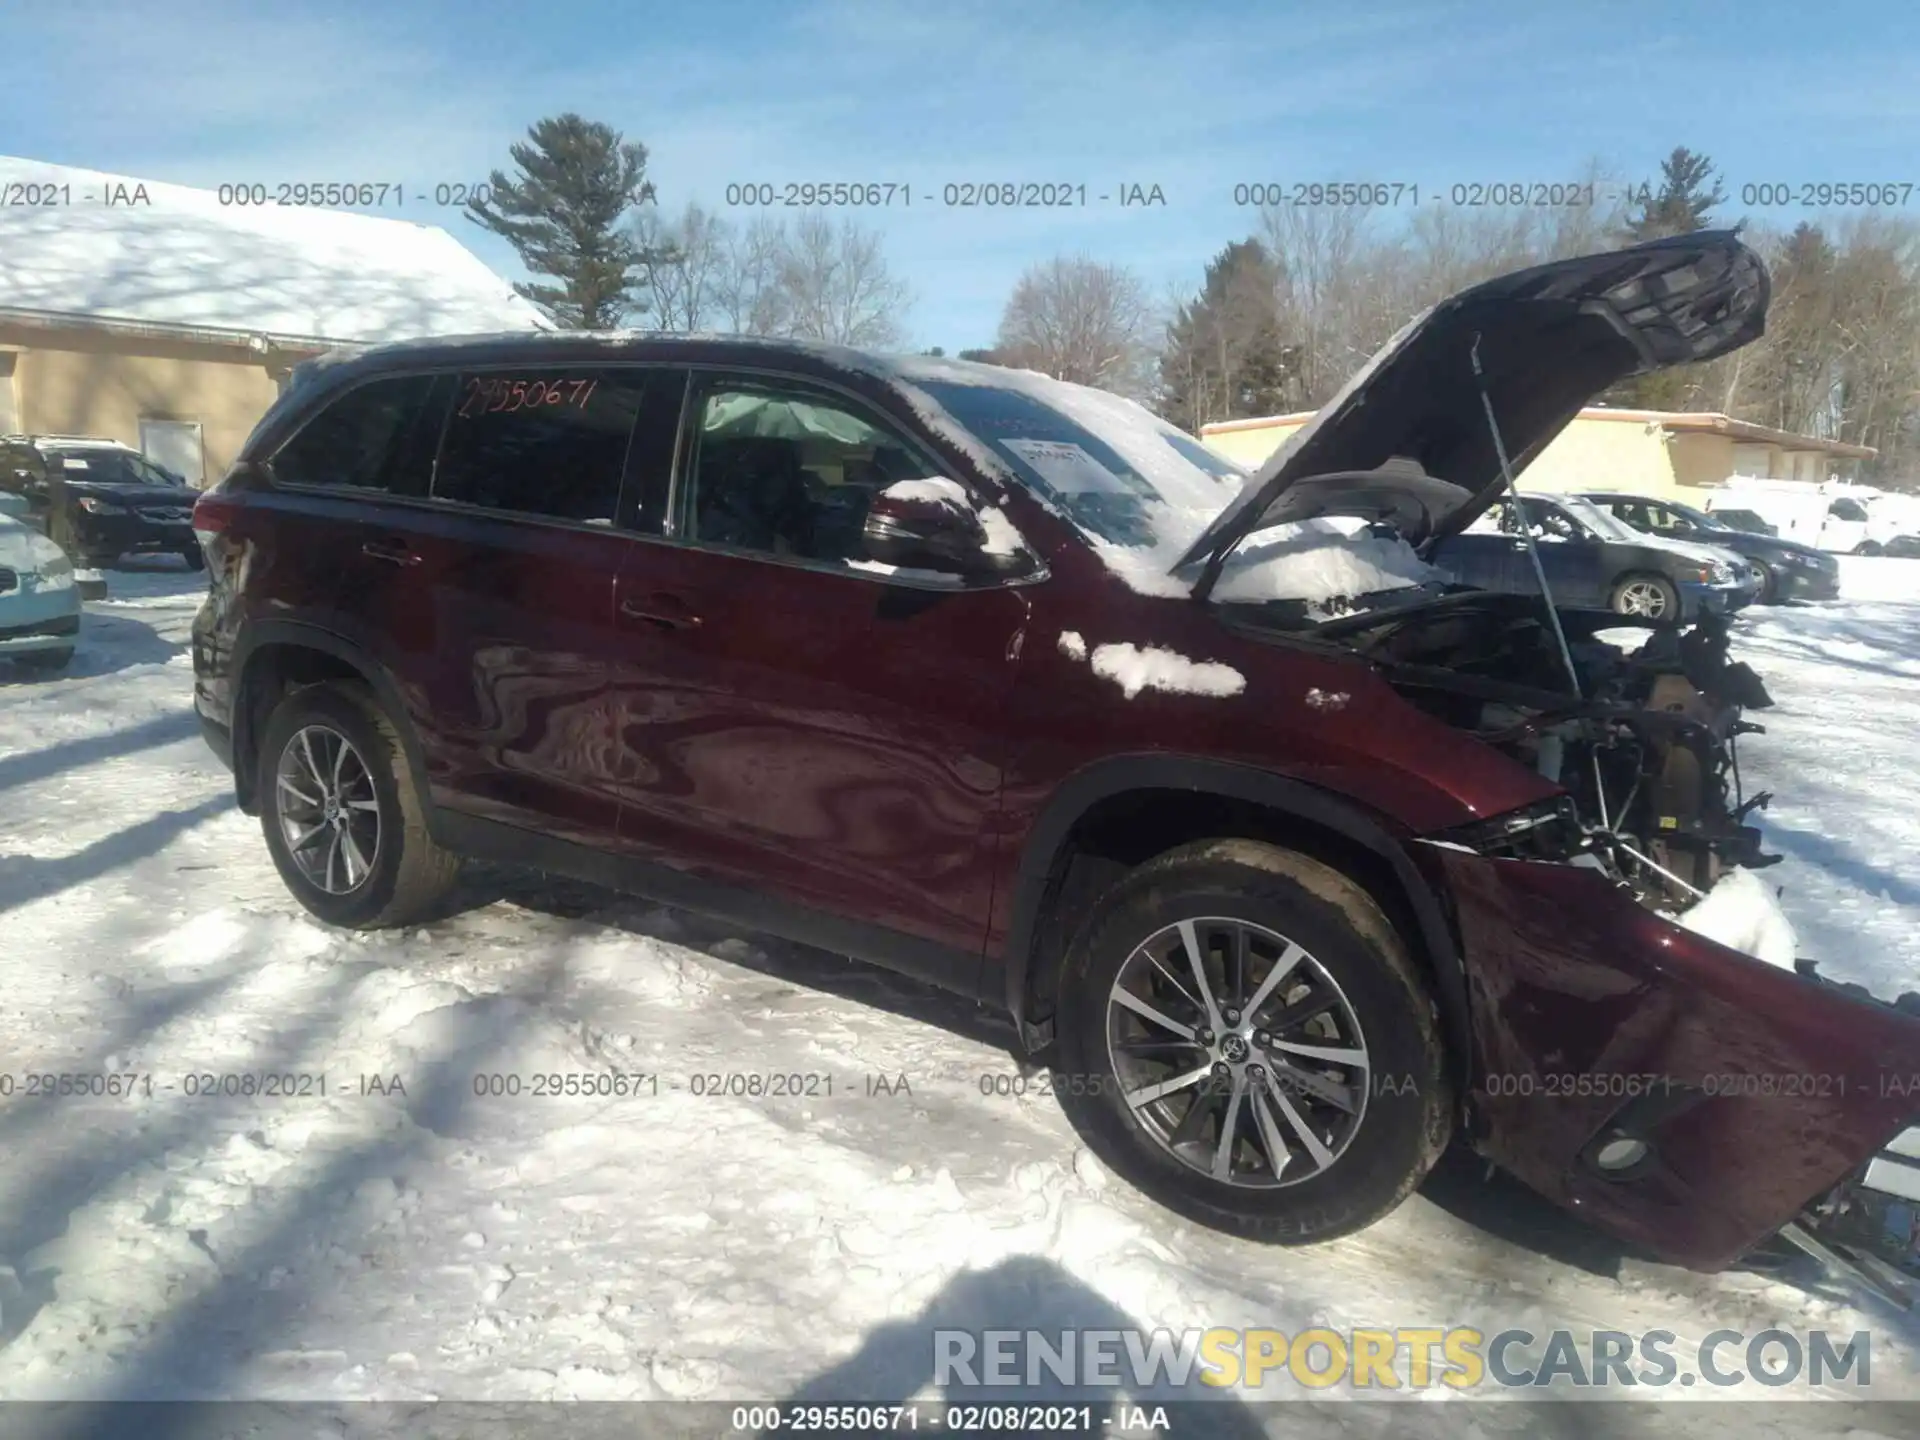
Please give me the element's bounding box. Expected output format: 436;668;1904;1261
0;155;551;345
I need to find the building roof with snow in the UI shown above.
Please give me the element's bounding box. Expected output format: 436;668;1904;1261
0;155;550;347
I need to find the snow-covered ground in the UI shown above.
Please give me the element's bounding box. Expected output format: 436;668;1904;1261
0;557;1916;1428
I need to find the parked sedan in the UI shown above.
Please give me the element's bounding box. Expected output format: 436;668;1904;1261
0;492;80;672
1578;492;1841;603
1431;493;1751;620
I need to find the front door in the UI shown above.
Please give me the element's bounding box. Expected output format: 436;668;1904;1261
607;373;1033;969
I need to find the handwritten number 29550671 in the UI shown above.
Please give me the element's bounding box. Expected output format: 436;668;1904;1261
457;377;599;418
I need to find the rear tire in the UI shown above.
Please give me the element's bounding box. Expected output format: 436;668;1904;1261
258;682;461;928
10;645;73;672
1610;572;1679;619
1053;839;1453;1245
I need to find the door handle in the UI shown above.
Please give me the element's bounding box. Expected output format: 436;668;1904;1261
362;539;420;566
620;592;703;630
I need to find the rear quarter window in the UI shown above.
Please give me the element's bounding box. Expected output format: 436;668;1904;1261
271;375;444;494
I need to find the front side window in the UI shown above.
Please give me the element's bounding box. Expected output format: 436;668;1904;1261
432;369;647;524
273;375;441;493
1829;498;1869;522
685;381;975;568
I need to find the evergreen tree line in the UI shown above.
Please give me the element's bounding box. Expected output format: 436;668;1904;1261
472;122;1920;483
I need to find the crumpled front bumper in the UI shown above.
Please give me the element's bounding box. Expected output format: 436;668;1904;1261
1424;845;1920;1273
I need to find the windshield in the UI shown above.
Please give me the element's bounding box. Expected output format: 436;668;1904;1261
909;375;1244;555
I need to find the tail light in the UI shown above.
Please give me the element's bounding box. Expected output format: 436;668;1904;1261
191;491;239;543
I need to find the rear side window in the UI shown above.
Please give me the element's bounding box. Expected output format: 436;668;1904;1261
431;369;647;524
271;375;442;493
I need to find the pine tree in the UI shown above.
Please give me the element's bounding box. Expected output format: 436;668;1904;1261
1157;239;1293;432
467;114;674;328
1624;147;1727;240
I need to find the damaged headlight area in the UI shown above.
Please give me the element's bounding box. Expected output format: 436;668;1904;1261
1379;600;1780;913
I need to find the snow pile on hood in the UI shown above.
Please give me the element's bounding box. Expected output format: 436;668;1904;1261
1211;516;1439;614
1675;867;1800;970
1086;642;1246;700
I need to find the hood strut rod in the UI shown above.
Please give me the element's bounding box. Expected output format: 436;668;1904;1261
1471;333;1583;700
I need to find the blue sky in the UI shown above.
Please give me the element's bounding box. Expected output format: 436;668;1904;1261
8;0;1920;349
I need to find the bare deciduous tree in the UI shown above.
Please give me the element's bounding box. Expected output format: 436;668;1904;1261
994;255;1156;396
632;202;726;332
774;213;914;347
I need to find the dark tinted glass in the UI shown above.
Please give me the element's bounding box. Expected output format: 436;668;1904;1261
273;376;440;492
432;370;646;524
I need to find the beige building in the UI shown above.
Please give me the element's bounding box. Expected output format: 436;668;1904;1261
1201;407;1875;499
1;154;547;484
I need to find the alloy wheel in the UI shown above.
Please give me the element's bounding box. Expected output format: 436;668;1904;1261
1105;916;1370;1189
1616;579;1669;617
274;723;381;894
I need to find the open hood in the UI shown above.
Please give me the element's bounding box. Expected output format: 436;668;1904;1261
1176;230;1770;586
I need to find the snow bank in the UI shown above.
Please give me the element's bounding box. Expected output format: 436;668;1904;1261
1057;630;1088;661
1674;867;1800;970
1211;516;1438;614
1088;642;1246;700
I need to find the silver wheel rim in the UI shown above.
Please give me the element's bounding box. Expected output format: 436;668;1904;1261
1617;580;1669;617
1105;917;1369;1189
274;723;381;895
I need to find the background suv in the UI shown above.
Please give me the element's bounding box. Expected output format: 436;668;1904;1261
0;435;203;570
1578;491;1840;603
188;233;1920;1282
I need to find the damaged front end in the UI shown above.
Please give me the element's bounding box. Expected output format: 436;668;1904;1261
1352;595;1920;1298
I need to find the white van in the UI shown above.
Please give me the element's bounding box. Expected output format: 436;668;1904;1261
1705;478;1871;553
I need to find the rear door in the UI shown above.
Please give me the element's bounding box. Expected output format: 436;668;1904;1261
606;370;1033;970
397;366;655;846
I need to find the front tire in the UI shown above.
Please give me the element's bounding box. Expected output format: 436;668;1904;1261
1053;840;1452;1245
258;682;460;928
1610;572;1679;619
180;545;206;571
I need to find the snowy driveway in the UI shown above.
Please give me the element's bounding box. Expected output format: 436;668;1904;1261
0;560;1916;1427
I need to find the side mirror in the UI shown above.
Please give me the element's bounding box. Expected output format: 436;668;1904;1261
861;482;1024;578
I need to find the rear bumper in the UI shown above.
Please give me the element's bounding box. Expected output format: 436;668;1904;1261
1428;846;1920;1272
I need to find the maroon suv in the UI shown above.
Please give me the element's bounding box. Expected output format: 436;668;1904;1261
192;231;1919;1295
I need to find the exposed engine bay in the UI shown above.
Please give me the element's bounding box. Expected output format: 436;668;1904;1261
1326;590;1920;1304
1333;592;1778;910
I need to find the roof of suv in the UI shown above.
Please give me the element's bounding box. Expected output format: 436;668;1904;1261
292;330;992;391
